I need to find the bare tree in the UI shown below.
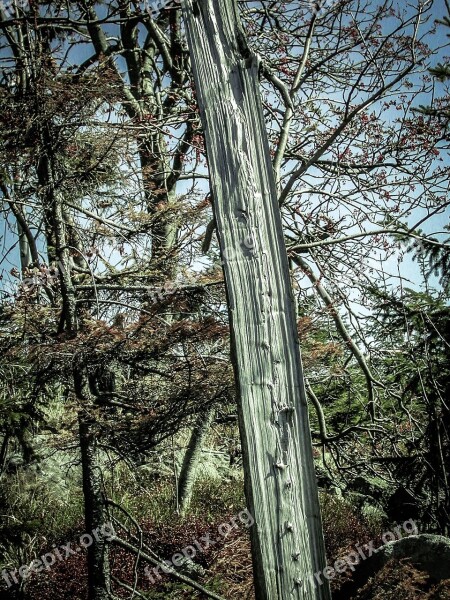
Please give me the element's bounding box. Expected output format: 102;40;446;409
183;1;330;598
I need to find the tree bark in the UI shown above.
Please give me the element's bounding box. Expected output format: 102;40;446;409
182;2;330;598
37;130;77;332
17;222;32;271
177;405;215;515
78;400;111;600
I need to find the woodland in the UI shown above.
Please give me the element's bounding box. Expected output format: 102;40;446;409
0;0;450;599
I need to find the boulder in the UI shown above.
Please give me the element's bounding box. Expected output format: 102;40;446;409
333;533;450;600
378;534;450;581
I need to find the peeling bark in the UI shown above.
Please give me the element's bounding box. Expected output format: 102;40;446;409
182;1;330;598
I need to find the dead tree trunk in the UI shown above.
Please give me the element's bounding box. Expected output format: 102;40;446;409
182;2;330;598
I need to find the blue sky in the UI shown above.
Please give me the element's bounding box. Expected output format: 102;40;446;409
1;0;449;299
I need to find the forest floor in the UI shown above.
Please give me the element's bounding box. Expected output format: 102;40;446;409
9;477;449;599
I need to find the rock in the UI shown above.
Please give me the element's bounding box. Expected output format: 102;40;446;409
333;533;450;600
379;534;450;581
343;491;387;526
351;475;390;500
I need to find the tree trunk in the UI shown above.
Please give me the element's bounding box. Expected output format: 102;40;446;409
81;3;182;282
182;2;330;598
37;131;77;332
177;405;215;515
16;426;37;464
0;434;9;475
17;221;32;272
78;401;111;600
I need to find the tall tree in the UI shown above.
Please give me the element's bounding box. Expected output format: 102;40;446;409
183;1;330;598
